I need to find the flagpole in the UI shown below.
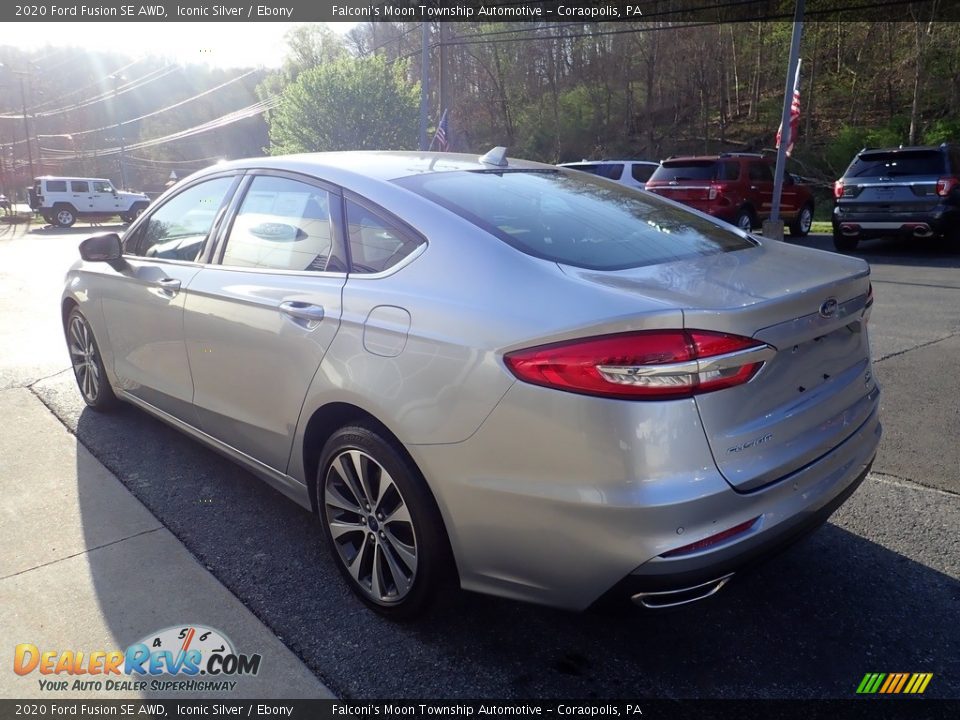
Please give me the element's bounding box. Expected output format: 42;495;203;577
768;0;805;235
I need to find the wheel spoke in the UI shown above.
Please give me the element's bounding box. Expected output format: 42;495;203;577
383;502;411;525
325;483;363;514
373;468;397;512
338;452;369;508
383;527;417;575
371;545;385;599
328;518;364;540
346;534;369;582
379;538;412;596
352;450;378;507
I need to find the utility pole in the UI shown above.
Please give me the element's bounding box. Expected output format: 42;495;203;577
767;0;805;239
439;22;450;148
112;74;127;189
18;76;35;182
418;22;430;151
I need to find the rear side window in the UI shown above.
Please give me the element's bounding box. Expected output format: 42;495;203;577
46;180;67;192
71;181;89;193
345;200;423;274
748;163;773;182
395;170;754;271
846;150;946;178
568;163;624;181
631;164;656;183
222;176;340;273
649;161;717;182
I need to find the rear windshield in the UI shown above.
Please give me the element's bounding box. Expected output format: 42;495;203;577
394;169;754;271
649;161;740;182
846;150;945;178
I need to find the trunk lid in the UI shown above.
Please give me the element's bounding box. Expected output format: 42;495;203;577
560;241;876;492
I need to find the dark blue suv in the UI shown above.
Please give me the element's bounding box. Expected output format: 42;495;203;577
832;143;960;251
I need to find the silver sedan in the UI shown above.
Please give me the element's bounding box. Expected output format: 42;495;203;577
62;150;881;618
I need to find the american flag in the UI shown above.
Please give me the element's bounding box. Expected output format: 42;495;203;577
434;109;449;152
776;59;802;157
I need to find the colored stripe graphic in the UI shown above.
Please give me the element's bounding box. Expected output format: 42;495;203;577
857;673;933;694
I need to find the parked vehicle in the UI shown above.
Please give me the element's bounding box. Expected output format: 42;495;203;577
645;153;815;236
63;150;880;617
831;144;960;251
29;176;150;227
559;160;659;189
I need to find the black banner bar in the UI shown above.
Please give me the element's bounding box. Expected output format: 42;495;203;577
0;699;958;720
2;1;958;24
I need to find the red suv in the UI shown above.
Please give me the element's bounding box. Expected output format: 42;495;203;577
645;153;815;236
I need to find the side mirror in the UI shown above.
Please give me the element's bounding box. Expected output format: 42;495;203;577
79;233;122;262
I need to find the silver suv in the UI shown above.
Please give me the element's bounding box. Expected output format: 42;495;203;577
29;176;150;227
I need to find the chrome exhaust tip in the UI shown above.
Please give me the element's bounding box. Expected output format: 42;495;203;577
912;224;933;238
631;573;734;610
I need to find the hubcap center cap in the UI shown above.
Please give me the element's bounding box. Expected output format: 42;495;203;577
368;516;380;532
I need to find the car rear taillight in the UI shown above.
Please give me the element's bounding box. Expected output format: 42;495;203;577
708;184;720;201
504;330;774;400
833;180;844;199
936;176;959;196
661;516;761;558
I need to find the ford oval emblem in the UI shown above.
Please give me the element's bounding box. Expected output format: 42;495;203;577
819;297;839;319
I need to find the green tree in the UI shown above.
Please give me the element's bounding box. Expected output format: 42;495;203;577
268;56;419;154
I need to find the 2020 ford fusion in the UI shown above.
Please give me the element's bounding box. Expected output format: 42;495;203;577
62;150;881;617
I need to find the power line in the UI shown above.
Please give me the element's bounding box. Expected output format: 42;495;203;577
37;70;258;140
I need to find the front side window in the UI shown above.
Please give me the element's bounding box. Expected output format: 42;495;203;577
129;177;234;261
395;169;754;271
221;176;340;272
71;181;89;193
345;200;423;274
93;181;114;193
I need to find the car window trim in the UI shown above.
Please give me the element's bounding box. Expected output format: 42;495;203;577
211;168;348;275
122;171;243;261
341;189;428;278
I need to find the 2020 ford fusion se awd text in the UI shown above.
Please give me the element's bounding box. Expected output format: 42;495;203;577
62;150;881;617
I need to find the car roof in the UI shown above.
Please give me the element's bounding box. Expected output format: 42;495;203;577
36;176;112;182
205;151;554;184
857;145;944;155
560;160;658;166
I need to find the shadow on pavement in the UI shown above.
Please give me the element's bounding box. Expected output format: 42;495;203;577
48;382;958;700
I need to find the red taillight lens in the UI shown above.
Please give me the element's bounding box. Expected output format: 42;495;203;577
504;330;771;400
661;516;761;558
708;184;720;201
833;180;844;199
936;176;959;196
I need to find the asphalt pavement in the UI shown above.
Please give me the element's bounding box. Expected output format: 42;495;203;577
2;219;958;700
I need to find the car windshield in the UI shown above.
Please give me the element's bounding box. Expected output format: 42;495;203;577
394;169;754;271
847;150;945;177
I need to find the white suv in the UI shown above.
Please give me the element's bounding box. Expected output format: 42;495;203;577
29;176;150;227
558;160;659;189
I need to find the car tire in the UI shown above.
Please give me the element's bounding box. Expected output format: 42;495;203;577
122;203;148;224
317;424;455;619
735;207;754;232
53;204;77;228
66;307;119;411
832;228;859;252
789;204;814;237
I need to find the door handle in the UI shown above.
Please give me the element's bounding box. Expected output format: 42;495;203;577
155;278;181;297
279;301;325;326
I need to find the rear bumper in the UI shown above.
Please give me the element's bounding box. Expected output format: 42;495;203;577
833;204;958;238
409;381;882;611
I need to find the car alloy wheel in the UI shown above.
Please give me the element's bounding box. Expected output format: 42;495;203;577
66;309;117;410
736;210;753;232
323;448;419;605
56;208;76;227
800;206;812;233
